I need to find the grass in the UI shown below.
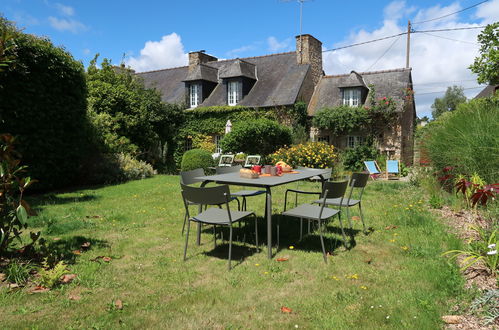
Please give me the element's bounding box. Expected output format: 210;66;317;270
0;175;467;328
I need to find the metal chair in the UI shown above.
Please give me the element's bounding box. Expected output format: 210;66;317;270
181;183;258;270
179;168;240;235
313;172;370;234
280;181;349;263
216;165;265;211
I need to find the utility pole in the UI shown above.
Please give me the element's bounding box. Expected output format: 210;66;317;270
406;20;411;68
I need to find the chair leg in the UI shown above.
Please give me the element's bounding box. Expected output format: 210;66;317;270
318;220;327;263
337;214;348;249
308;220;311;234
254;214;259;248
299;218;303;240
213;225;216;249
277;215;280;247
182;212;187;235
346;207;353;230
242;197;247;211
359;203;367;234
228;226;233;271
183;220;191;261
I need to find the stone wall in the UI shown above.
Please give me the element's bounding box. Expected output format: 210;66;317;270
296;34;323;87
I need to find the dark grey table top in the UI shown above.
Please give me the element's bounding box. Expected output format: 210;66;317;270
196;168;330;188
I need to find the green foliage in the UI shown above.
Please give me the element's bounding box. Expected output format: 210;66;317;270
431;85;467;119
469;22;499;85
270;142;337;169
181;149;214;172
291;124;308;144
82;153;155;184
0;19;93;190
0;134;39;255
425;95;499;183
471;289;499;326
0;16;17;72
220;119;292;156
86;56;184;170
342;144;379;171
313;105;369;136
5;260;33;285
37;260;68;288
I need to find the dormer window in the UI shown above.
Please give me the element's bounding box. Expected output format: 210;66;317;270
342;88;361;107
228;80;241;106
189;83;201;108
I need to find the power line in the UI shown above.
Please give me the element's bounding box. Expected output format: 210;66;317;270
364;35;402;71
411;0;489;25
416;86;484;95
417;31;479;45
413;78;477;86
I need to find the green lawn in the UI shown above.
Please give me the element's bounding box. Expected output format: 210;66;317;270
1;175;466;329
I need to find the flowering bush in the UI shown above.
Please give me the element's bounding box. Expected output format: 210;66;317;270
270;142;337;169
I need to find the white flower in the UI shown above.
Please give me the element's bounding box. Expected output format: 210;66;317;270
488;243;496;249
487;250;497;255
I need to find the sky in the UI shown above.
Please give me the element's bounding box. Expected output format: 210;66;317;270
1;0;498;118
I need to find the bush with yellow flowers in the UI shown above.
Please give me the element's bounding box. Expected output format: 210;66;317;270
270;142;337;169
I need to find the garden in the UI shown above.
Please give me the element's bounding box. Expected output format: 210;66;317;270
0;16;498;329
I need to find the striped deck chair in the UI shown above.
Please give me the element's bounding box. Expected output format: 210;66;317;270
364;161;382;180
386;160;400;180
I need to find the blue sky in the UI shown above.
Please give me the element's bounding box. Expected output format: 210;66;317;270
1;0;498;116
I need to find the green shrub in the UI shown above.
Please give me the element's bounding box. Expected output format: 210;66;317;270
0;17;94;190
5;260;33;285
181;149;214;172
425;96;499;183
342;144;379;171
220;119;292;156
82;153;155;184
270;142;337;169
37;260;68;288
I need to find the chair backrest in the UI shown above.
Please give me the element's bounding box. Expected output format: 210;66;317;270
180;168;205;185
364;161;380;174
218;154;234;167
180;183;231;206
322;180;348;199
244;155;261;167
386;160;400;174
216;164;242;175
350;172;369;188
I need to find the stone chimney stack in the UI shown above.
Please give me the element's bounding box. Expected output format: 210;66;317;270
188;51;217;70
296;34;323;86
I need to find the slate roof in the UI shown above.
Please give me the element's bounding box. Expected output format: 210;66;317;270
219;59;256;80
308;68;413;115
474;84;498;98
183;64;218;83
136;52;310;108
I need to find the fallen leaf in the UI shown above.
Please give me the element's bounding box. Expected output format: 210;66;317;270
115;299;123;310
29;286;49;294
0;273;5;282
86;215;101;219
60;274;77;284
364;258;372;264
81;242;91;249
53;237;61;241
442;315;463;324
73;250;82;255
281;306;292;313
68;294;81;301
103;257;112;262
8;283;19;289
276;258;288;262
351;216;360;221
384;225;398;230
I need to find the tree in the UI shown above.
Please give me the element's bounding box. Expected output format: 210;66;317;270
469;22;499;85
431;85;467;119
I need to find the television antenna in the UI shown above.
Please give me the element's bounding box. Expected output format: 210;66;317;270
281;0;313;63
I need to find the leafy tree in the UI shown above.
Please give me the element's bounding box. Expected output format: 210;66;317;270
469;22;499;85
416;116;430;125
431;85;467;119
86;56;184;170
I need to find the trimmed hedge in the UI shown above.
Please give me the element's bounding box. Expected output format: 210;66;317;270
181;149;214;172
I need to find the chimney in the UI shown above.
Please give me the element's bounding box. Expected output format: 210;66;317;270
296;34;323;86
188;50;217;70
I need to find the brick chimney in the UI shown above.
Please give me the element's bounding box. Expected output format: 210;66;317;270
296;34;323;86
188;51;217;70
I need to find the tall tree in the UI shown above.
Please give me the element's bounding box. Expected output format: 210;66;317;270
431;85;467;119
469;22;499;85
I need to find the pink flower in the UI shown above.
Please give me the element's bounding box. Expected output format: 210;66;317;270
383;97;387;100
385;101;389;105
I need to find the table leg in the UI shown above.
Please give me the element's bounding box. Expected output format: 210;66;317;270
266;187;272;259
197;181;209;246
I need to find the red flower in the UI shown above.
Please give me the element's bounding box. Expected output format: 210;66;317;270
385;101;389;105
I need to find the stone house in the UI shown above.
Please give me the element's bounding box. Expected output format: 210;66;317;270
137;34;416;165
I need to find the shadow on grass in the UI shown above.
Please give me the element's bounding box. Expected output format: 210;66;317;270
42;235;109;264
27;193;100;209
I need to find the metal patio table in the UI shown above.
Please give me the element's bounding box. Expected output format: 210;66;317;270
196;168;330;259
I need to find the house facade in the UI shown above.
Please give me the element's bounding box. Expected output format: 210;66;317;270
137;34;416;165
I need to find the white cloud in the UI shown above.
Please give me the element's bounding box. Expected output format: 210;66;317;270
267;36;292;52
55;3;74;16
226;44;257;58
322;0;499;118
126;33;188;72
83;48;91;55
48;16;87;33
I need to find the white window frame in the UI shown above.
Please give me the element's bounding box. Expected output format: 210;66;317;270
347;136;365;148
342;88;361;107
228;81;240;106
214;135;222;153
189;83;200;108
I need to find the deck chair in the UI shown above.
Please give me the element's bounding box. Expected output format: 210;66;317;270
364;160;381;180
218;154;234;167
181;183;258;270
386;160;400;180
244;155;261;168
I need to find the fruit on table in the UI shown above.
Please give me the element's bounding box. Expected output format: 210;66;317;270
276;161;289;167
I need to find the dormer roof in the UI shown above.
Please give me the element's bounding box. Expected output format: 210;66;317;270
338;71;368;88
219;59;256;80
183;63;218;83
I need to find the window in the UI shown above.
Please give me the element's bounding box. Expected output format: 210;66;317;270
189;83;200;108
214;135;222;153
184;138;193;151
347;136;365;148
317;136;329;144
228;81;240;106
342;88;361;107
